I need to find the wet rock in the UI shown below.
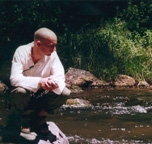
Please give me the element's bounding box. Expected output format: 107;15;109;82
62;98;92;109
138;81;149;88
65;68;96;87
65;68;105;91
66;98;90;105
90;79;105;88
114;74;136;87
130;105;147;113
20;121;69;144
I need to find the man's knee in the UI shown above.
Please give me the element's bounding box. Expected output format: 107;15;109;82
61;87;71;96
10;87;30;111
10;87;27;95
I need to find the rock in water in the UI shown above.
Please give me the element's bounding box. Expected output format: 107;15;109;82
62;98;92;109
20;121;69;144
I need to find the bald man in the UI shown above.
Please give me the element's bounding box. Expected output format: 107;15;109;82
9;28;70;141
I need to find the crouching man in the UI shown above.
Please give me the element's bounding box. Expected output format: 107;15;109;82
9;27;70;142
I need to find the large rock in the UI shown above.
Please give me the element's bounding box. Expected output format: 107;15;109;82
65;68;96;87
114;74;136;87
20;121;69;144
65;68;105;91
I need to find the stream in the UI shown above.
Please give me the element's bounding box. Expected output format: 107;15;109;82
1;88;152;143
49;88;152;144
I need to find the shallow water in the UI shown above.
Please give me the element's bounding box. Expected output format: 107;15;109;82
1;88;152;143
49;88;152;144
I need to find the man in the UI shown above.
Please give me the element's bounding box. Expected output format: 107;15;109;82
9;27;70;141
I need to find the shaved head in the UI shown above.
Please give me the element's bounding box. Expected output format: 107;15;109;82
32;28;58;58
34;27;57;42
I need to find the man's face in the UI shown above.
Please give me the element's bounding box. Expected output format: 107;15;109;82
38;36;57;56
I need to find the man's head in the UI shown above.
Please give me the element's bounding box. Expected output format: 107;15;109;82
34;28;57;56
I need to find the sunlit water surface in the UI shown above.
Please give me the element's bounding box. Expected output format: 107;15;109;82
1;88;152;144
50;88;152;144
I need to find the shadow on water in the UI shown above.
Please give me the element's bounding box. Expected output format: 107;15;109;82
0;100;47;144
0;108;34;144
1;88;152;143
0;117;30;144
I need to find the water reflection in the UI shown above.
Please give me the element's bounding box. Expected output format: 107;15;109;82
51;88;152;143
1;88;152;143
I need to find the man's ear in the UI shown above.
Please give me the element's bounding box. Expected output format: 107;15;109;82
36;41;41;47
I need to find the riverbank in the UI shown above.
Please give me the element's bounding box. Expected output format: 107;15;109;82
65;68;152;93
0;67;152;95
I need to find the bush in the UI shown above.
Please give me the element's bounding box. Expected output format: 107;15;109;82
1;0;152;83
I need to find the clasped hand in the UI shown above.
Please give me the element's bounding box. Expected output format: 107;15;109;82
39;77;59;91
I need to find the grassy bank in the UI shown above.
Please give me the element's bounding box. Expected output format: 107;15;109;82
57;0;152;83
58;17;152;83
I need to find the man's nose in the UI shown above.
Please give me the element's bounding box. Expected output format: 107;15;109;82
50;46;56;53
53;46;56;51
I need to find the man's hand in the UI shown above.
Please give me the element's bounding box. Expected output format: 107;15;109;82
47;79;59;91
39;77;59;91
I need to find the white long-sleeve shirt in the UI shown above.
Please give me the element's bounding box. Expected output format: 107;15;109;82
10;42;65;95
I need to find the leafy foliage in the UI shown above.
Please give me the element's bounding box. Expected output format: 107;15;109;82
1;0;152;82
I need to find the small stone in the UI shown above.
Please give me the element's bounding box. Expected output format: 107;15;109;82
138;81;149;88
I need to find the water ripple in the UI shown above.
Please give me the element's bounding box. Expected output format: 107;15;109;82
67;135;146;144
62;104;148;115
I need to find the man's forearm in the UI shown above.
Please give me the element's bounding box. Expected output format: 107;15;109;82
10;74;41;93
